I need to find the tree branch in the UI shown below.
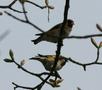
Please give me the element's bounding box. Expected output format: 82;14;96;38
67;47;102;71
26;1;47;9
0;0;25;13
33;0;70;89
67;34;102;39
4;11;44;32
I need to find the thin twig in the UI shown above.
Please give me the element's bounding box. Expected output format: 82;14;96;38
9;0;17;7
0;0;25;13
0;0;48;13
4;11;44;32
95;48;100;62
67;47;102;70
12;82;33;90
33;0;70;89
26;1;47;9
12;60;56;87
21;3;29;21
67;34;102;39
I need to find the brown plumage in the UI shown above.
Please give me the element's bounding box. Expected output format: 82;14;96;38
32;19;74;44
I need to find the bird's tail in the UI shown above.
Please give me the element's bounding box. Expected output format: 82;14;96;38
30;57;40;60
31;37;42;45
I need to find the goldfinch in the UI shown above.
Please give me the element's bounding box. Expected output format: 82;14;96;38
32;19;74;44
30;54;68;71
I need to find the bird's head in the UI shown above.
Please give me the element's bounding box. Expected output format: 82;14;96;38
67;19;74;28
58;56;68;67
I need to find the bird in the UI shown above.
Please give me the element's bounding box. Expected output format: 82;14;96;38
29;54;68;71
31;19;74;44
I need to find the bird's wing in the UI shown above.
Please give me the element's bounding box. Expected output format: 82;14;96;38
30;55;46;60
29;54;46;60
38;54;56;62
49;23;62;31
38;54;47;57
45;23;62;36
46;55;56;62
35;33;43;36
35;23;62;36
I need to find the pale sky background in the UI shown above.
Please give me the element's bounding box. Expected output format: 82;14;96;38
0;0;102;90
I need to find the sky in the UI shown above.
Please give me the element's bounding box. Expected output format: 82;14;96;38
0;0;102;90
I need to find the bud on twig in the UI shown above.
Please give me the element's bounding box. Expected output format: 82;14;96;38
20;59;26;66
96;24;102;32
9;49;14;60
91;38;98;48
99;42;102;48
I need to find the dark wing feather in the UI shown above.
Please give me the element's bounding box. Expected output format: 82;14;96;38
38;54;47;57
35;22;61;36
49;23;62;31
35;33;43;36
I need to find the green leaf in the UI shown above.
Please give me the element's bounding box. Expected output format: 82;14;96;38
4;59;14;63
9;49;14;60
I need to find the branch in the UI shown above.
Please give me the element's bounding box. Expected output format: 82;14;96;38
26;1;47;9
12;82;33;90
67;33;102;39
12;60;58;90
0;0;50;13
67;46;102;71
4;11;44;32
0;0;25;13
34;0;70;89
4;49;62;89
21;3;29;21
12;81;56;90
0;0;17;8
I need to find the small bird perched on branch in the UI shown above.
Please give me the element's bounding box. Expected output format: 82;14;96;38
30;54;68;71
32;19;74;44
